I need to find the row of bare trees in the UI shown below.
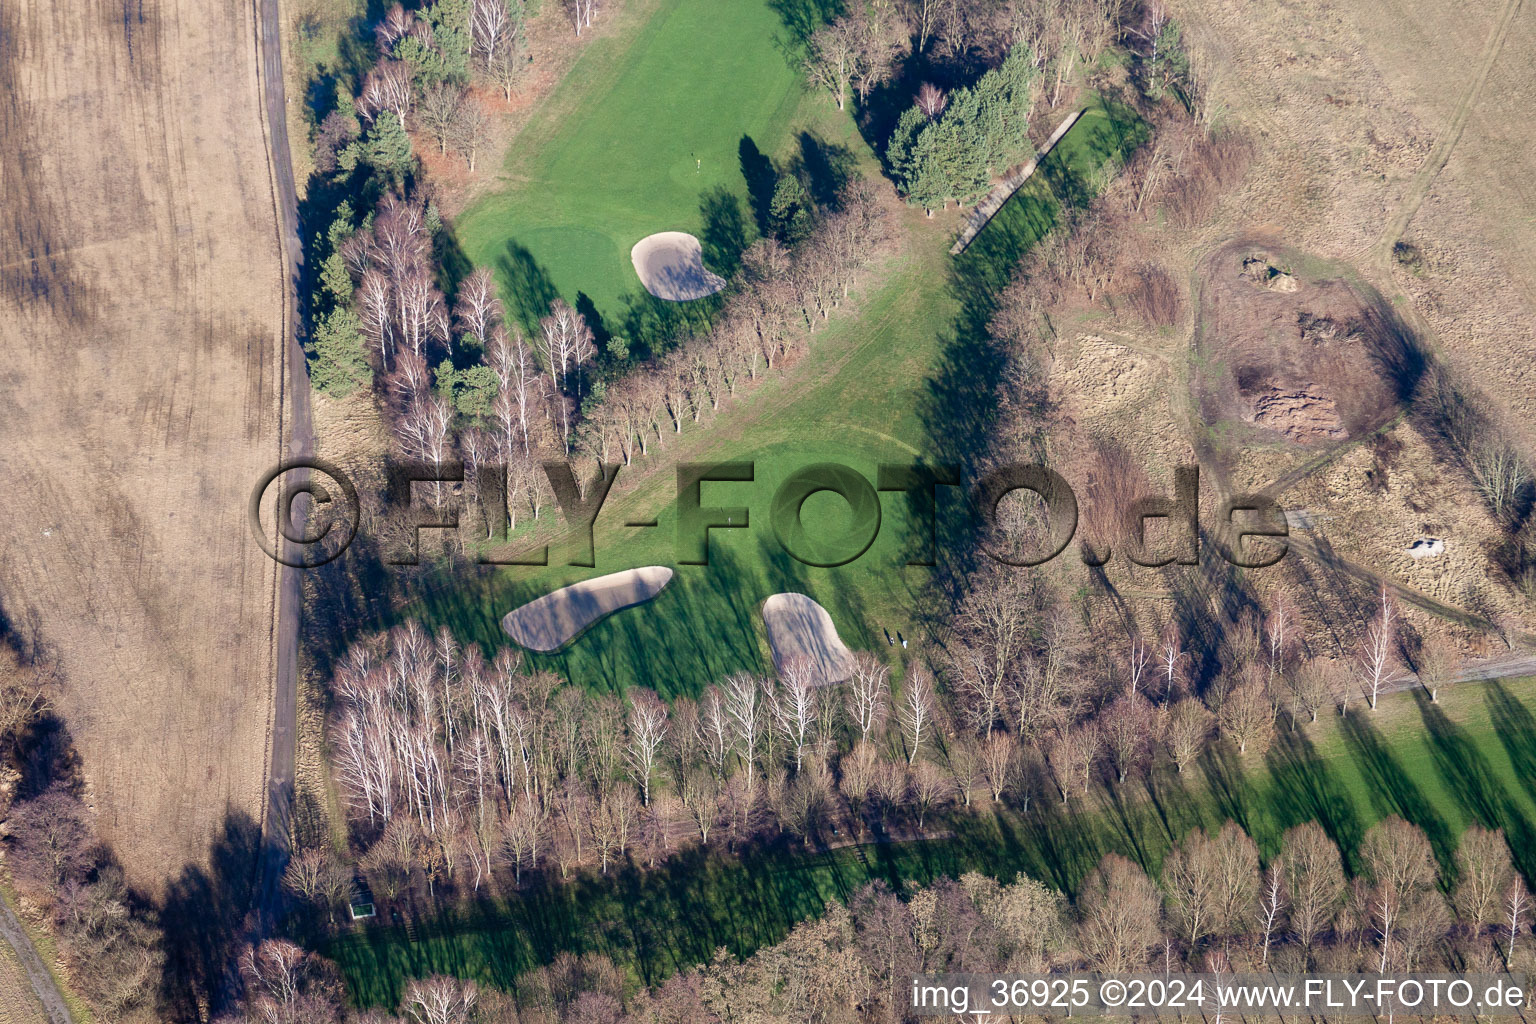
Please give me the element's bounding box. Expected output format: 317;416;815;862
333;177;890;539
321;619;942;898
580;179;891;466
318;568;1459;907
942;559;1464;789
248;815;1533;1023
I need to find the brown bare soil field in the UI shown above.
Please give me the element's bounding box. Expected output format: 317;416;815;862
0;0;288;887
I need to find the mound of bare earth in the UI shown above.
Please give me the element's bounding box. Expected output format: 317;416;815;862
1193;241;1417;457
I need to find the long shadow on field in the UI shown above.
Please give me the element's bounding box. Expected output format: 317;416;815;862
496;240;561;332
615;289;719;363
325;808;1123;1010
1264;726;1366;871
158;810;263;1020
1339;712;1456;878
574;291;612;349
790;131;857;210
1485;682;1536;876
700;187;750;280
1197;741;1258;837
767;0;843;46
738;136;777;236
1418;691;1536;882
435;222;474;299
916;104;1148;606
918;173;1057;602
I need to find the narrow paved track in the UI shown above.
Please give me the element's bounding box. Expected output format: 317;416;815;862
250;0;311;939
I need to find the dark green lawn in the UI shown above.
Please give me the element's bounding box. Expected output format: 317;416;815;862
322;677;1536;1008
405;97;1142;698
454;0;862;327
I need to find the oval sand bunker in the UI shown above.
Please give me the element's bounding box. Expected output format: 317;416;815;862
762;593;856;685
630;231;726;301
501;566;674;652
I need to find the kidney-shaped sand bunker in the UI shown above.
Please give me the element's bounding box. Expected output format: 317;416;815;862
630;231;726;301
501;566;675;652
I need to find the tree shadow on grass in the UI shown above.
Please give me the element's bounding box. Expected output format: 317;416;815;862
158;809;263;1020
573;291;611;349
917;183;1058;602
790;131;857;210
496;240;561;332
1196;741;1256;838
1483;682;1536;878
699;187;751;281
766;0;843;47
738;136;777;236
1264;726;1366;871
1417;690;1536;882
614;289;719;363
434;221;474;300
1339;711;1457;879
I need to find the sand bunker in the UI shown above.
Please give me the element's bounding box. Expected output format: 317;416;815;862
630;232;726;301
501;566;674;652
761;593;856;685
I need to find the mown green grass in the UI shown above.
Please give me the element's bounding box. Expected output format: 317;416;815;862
454;0;863;326
409;98;1141;698
323;677;1536;1008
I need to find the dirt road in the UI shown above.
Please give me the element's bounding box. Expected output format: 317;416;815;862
250;0;312;936
0;891;72;1024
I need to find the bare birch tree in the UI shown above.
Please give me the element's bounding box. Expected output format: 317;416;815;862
623;688;668;805
898;665;936;764
1357;585;1400;710
845;653;890;742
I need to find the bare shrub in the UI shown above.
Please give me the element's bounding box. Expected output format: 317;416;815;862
6;784;95;896
1079;438;1151;560
1122;261;1183;326
1469;441;1532;524
1164;129;1252;228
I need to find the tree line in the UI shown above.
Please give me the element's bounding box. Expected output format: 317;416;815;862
305;563;1467;923
238;813;1534;1022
